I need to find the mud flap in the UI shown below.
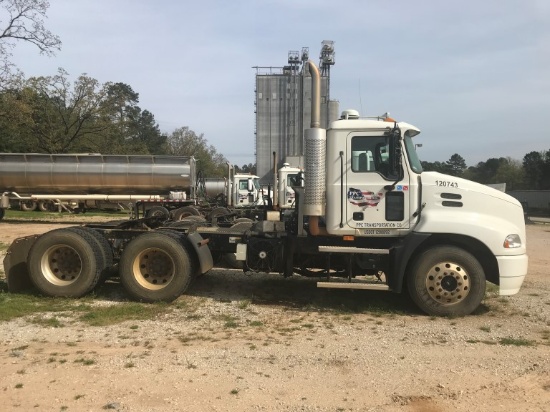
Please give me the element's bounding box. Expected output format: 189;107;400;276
3;235;40;292
186;232;214;274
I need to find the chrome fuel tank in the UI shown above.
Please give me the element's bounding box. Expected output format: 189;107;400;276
0;153;195;195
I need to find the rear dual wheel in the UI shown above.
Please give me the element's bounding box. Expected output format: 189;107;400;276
119;231;193;302
27;228;106;297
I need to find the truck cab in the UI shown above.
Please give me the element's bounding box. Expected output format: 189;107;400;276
319;109;527;302
277;163;304;209
231;174;263;207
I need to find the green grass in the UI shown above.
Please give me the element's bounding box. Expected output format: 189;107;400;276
74;358;96;365
4;209;128;221
0;294;87;322
30;316;64;328
78;302;169;326
499;337;536;347
0;292;171;326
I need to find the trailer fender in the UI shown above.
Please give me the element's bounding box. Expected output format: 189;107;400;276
3;235;41;292
186;232;214;274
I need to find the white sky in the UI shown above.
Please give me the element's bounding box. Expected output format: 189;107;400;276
8;0;550;167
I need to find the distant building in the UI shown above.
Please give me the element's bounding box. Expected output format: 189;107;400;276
507;190;550;212
254;41;339;184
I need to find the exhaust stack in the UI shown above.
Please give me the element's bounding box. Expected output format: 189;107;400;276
303;61;326;218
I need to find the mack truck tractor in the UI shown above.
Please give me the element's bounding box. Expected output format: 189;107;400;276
0;154;265;221
3;61;528;316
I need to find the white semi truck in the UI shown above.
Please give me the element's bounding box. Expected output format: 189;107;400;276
3;61;528;316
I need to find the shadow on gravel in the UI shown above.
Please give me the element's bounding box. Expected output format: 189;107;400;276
185;270;420;315
2;270;497;317
76;270;420;316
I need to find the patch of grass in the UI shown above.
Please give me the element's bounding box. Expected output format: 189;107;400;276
499;337;536;347
0;294;89;322
215;314;240;328
74;394;85;400
249;320;263;327
124;362;135;368
15;383;23;389
30;316;64;328
74;358;96;365
0;242;9;253
479;326;491;333
230;389;239;395
237;300;251;309
4;209;127;221
79;302;168;326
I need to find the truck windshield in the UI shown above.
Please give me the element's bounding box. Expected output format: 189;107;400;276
403;134;423;174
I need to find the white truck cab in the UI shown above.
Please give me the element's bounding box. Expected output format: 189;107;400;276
321;111;527;301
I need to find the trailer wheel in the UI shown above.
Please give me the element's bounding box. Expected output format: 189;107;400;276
27;229;104;297
172;206;201;221
119;231;192;302
209;207;231;226
38;200;54;212
407;246;486;316
20;200;37;212
145;206;170;220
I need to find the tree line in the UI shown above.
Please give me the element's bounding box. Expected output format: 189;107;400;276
1;1;548;187
0;0;229;178
422;152;550;190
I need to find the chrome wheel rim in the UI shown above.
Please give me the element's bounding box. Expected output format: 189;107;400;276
425;261;470;305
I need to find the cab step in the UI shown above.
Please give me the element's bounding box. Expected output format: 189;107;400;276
318;246;390;254
317;281;391;291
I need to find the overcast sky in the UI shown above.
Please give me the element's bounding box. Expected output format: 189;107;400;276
9;0;550;167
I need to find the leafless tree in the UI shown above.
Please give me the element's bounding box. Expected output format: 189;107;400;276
0;0;61;86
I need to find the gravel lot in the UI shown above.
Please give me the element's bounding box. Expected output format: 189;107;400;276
0;217;549;412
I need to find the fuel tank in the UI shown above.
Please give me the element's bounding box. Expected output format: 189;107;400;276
203;178;226;198
0;153;195;195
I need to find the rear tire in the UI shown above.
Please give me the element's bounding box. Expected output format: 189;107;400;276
172;206;201;221
407;246;486;316
145;206;170;220
27;228;104;297
38;200;53;212
66;226;114;281
20;200;37;212
119;231;193;302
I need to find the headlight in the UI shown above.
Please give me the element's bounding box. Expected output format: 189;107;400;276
503;234;522;248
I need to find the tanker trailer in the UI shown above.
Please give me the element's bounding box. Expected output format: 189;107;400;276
0;153;197;221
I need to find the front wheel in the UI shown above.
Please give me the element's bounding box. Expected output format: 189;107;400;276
119;231;193;302
407;246;486;316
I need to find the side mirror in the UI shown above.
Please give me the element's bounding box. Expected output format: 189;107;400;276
247;178;254;192
389;128;403;179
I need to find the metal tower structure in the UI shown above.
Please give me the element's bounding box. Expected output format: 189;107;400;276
254;41;338;185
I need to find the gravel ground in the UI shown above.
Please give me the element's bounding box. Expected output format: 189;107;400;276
0;218;549;412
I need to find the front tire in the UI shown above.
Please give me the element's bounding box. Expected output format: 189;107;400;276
407;246;486;316
119;231;192;302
